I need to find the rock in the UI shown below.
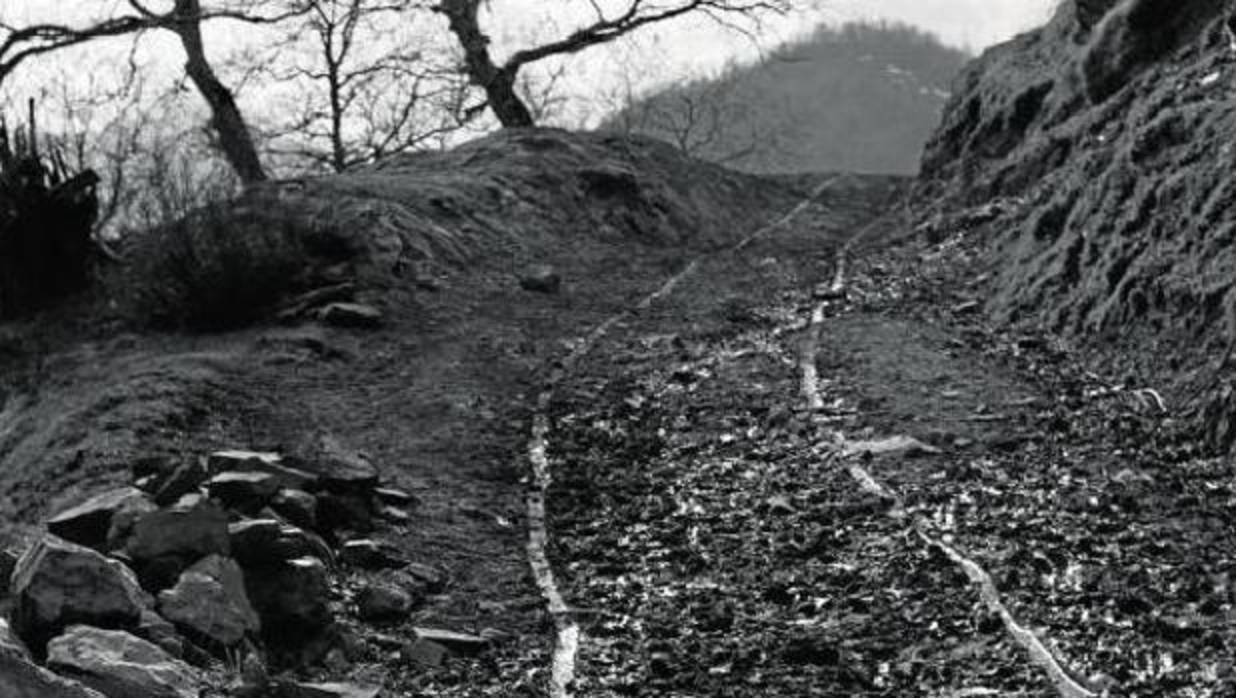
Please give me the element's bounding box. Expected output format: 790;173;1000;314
373;488;416;507
229;520;333;569
158;555;260;648
47;625;201;698
355;582;414;622
402;563;447;594
518;265;561;294
206;472;280;511
377;506;410;524
207;451;318;491
1;618;105;697
0;545;20;588
277;681;381;698
124;498;230;587
316;493;375;534
270;490;318;530
245;557;332;637
303;436;380;492
840;435;941;458
104;497;160;554
317;303;383;329
11;535;147;650
150;459;209;507
0;617;31;659
339;540;407;570
135;610;183;658
411;627;487;656
47;488;153;551
402;639;447;668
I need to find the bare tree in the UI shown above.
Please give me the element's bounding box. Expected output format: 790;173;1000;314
258;0;470;172
0;1;304;183
435;0;793;128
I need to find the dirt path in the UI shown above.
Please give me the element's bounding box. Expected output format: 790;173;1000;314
540;185;1116;696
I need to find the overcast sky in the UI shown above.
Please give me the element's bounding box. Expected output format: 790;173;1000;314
0;1;1057;128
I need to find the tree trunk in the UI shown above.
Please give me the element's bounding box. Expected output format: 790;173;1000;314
172;0;267;183
438;0;534;128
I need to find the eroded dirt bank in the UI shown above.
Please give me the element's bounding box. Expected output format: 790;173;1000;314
916;0;1236;446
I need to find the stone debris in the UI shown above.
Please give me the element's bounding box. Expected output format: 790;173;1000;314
412;627;489;656
0;441;455;694
149;459;210;507
158;555;260;648
229;520;334;569
46;625;201;698
317;302;384;329
0;619;105;697
245;556;333;635
339;539;408;570
270;489;319;530
46;488;153;552
11;535;147;648
355;581;414;622
278;680;381;698
206;472;281;511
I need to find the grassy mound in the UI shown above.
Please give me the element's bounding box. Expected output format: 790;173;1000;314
124;128;793;330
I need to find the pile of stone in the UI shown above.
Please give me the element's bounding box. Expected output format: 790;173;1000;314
0;436;489;697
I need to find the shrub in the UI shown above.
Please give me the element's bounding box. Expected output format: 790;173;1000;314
126;202;310;330
0;112;99;319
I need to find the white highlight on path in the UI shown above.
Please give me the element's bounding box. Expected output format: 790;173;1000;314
799;231;1098;698
524;175;846;697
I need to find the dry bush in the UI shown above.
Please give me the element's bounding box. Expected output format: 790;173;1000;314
124;203;310;330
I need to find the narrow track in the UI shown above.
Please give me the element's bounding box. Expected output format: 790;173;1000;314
799;227;1100;698
524;175;847;697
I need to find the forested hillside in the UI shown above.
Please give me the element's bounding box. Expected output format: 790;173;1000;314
600;22;969;174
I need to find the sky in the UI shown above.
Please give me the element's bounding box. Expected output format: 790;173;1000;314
0;0;1058;129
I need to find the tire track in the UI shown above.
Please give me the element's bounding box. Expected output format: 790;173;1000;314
525;174;848;698
798;228;1098;698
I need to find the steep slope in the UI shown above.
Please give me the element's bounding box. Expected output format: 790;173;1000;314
917;0;1236;444
602;22;968;174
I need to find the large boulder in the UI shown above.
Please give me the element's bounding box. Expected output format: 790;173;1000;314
0;619;104;698
46;625;201;698
46;488;154;552
157;555;260;649
10;535;147;650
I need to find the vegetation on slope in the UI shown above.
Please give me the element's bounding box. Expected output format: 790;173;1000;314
601;21;969;174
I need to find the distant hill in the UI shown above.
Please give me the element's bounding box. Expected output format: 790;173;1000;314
599;21;969;175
